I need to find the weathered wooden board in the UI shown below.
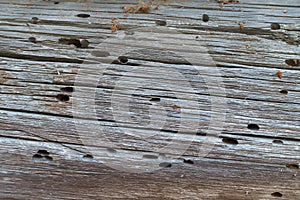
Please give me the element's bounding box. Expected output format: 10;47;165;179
0;0;299;199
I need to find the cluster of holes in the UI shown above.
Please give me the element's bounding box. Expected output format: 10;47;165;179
32;150;53;162
58;38;89;48
26;4;295;188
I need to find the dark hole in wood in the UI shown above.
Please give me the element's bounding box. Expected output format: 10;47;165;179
222;137;238;145
56;94;70;102
106;148;116;153
195;36;199;39
28;37;36;43
92;51;110;57
143;154;158;159
81;39;89;48
286;164;299;169
58;38;81;48
285;59;299;66
127;62;140;66
118;56;128;64
247;124;259;130
159;162;172;168
155;20;167;26
37;150;49;156
271;23;281;30
32;154;43;159
280;90;288;95
83;154;93;159
183;159;194;165
150;97;160;102
196;130;206;136
76;14;91;18
31;17;39;24
161;129;178;134
202;14;209;22
54;1;59;4
60;87;74;93
271;192;283;197
44;156;53;161
272;139;283;145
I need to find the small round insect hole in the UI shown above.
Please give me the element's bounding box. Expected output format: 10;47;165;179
31;17;39;24
271;192;283;197
155;20;167;26
271;23;281;30
247;124;260;130
118;56;128;64
56;94;70;102
28;37;36;43
202;14;209;22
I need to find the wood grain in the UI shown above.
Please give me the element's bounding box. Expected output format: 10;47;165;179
0;0;299;199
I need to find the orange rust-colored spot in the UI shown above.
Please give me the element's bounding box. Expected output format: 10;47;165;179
217;0;239;4
111;18;121;33
238;22;244;30
172;104;179;110
276;71;283;79
122;0;151;16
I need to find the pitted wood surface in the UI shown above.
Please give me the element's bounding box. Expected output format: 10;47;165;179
0;0;299;199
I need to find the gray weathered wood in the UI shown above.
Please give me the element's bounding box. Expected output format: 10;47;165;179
0;0;299;199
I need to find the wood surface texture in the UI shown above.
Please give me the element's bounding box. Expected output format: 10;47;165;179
0;0;299;199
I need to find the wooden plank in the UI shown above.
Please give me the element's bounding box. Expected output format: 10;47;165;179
0;137;299;199
0;0;299;199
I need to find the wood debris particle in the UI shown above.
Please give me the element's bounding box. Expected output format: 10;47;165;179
276;71;282;79
172;104;179;110
122;0;151;16
217;0;239;4
238;22;244;30
111;18;121;33
245;44;251;49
